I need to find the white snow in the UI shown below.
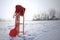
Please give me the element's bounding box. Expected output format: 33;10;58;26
0;20;60;40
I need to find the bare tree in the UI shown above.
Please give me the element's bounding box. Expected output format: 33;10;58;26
48;9;56;20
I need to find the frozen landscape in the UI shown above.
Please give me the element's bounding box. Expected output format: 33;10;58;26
0;20;60;40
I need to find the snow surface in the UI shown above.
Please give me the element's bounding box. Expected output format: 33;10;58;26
0;20;60;40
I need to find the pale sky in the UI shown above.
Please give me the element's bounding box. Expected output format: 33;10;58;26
0;0;60;21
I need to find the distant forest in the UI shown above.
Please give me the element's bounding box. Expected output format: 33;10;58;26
33;9;60;21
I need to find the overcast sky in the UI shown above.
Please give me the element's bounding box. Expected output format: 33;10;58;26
0;0;60;20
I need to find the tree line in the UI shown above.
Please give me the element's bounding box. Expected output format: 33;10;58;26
33;9;60;21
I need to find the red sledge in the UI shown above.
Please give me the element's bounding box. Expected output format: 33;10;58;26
9;5;25;37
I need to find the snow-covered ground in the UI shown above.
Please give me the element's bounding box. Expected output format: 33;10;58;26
0;20;60;40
